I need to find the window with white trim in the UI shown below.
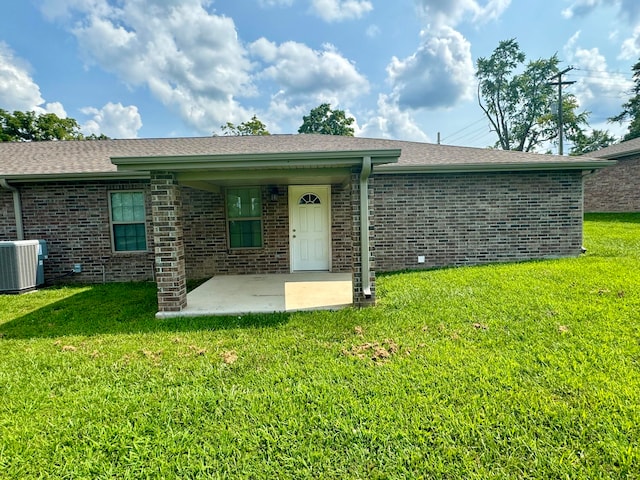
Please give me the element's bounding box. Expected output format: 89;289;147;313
109;191;147;252
226;187;263;248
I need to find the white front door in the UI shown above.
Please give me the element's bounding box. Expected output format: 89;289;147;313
289;185;331;271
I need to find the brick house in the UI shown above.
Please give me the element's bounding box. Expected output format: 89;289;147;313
584;137;640;212
0;135;611;315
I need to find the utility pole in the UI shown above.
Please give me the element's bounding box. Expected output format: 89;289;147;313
548;67;575;155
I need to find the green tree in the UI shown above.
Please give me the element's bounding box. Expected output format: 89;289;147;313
298;103;355;136
0;109;86;142
217;115;270;136
569;129;617;156
476;39;588;152
609;59;640;141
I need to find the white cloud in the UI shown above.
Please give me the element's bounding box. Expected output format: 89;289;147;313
81;102;142;138
39;0;114;21
310;0;373;22
40;0;254;133
358;94;430;141
256;0;372;22
0;42;69;118
41;102;68;118
562;0;640;23
258;0;295;6
563;32;633;121
387;27;474;110
250;39;370;101
384;1;505;112
366;25;381;38
0;43;46;111
416;0;511;27
619;25;640;60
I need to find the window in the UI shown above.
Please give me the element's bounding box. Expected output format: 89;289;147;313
299;193;321;205
109;191;147;252
226;187;263;248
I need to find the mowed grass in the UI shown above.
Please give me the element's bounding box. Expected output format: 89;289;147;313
1;213;639;479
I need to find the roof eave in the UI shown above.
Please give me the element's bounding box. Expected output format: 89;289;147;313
0;172;150;183
375;160;616;175
594;149;640;160
112;149;402;172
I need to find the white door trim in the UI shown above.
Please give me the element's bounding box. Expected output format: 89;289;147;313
288;185;331;272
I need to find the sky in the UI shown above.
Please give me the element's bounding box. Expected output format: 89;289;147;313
1;0;639;151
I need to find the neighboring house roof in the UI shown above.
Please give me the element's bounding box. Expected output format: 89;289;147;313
0;134;613;181
589;137;640;159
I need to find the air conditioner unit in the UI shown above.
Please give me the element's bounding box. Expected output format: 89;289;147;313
0;240;47;293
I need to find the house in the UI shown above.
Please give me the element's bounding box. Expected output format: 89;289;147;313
584;137;640;212
0;135;612;316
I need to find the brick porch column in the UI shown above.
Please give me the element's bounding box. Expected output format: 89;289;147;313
151;172;187;313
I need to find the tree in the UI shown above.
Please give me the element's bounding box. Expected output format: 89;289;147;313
0;109;86;142
217;115;270;136
568;129;617;156
298;103;355;136
476;39;588;152
609;59;640;142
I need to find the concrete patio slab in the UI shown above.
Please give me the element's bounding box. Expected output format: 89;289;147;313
156;273;353;318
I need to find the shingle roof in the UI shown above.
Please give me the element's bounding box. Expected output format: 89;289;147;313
589;137;640;159
0;134;609;179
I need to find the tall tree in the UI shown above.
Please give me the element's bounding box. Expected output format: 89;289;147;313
298;103;355;136
609;59;640;142
217;114;270;136
569;129;617;156
476;39;588;152
0;109;86;142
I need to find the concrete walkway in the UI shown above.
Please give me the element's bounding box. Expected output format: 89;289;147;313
156;273;353;318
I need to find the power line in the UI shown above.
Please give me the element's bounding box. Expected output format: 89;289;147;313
440;117;487;143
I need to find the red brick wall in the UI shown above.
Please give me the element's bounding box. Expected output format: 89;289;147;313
151;172;187;312
2;172;584;285
372;171;584;272
182;184;354;278
0;181;155;283
584;154;640;212
0;190;17;239
1;181;356;284
183;185;291;276
331;183;354;273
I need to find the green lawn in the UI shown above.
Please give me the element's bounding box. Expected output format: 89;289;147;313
1;213;639;479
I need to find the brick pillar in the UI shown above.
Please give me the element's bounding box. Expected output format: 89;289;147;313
151;172;187;313
351;173;376;307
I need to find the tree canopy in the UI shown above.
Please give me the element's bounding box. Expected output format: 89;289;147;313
476;39;588;152
569;129;617;156
298;103;355;136
0;109;108;142
217;115;270;136
609;59;640;142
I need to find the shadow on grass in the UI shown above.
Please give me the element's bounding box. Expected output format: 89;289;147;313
584;212;640;223
0;282;290;341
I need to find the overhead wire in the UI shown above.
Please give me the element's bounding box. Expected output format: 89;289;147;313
440;116;488;144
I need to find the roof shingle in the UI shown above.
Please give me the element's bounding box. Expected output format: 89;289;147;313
0;134;607;178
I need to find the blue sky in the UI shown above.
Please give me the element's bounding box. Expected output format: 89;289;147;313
1;0;639;150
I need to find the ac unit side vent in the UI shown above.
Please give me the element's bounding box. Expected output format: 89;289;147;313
0;240;45;293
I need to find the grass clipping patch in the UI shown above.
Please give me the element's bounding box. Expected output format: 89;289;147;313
343;338;400;362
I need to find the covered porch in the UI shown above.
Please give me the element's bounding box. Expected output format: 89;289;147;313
156;272;353;318
111;143;401;317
